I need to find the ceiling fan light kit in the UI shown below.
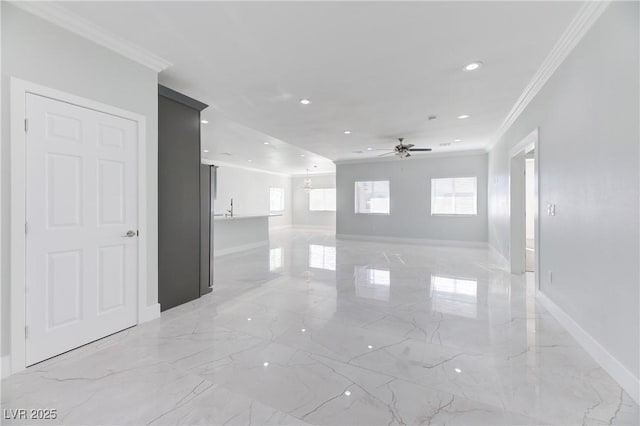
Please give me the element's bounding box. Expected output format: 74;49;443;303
378;138;432;159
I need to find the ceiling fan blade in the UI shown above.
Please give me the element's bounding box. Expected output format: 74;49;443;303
408;148;432;152
377;151;396;157
405;144;415;149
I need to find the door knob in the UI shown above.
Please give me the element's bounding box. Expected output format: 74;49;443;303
124;230;137;237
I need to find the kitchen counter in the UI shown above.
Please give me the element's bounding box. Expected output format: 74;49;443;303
213;214;282;221
213;214;281;256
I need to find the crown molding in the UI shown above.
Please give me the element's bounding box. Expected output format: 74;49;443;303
486;0;611;152
291;171;336;178
334;149;488;166
201;159;293;178
9;0;171;72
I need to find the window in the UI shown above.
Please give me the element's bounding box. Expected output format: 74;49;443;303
309;188;336;211
354;181;390;214
431;177;477;215
269;187;284;212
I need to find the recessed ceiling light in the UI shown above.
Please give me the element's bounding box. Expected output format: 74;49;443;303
300;154;305;157
457;114;470;120
454;368;462;373
464;61;483;71
301;328;306;332
247;159;253;163
203;149;209;153
263;362;269;367
201;119;209;124
263;142;269;145
247;317;252;321
367;345;373;349
299;98;311;105
367;147;373;151
344;130;351;135
344;390;351;396
454;139;462;142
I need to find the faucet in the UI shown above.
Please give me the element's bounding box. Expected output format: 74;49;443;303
226;198;234;217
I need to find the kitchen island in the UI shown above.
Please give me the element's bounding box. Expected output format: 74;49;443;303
213;214;281;256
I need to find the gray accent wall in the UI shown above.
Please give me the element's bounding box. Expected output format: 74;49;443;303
1;4;159;360
487;2;639;379
336;154;488;243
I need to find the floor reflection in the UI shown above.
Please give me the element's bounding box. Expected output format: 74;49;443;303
308;244;336;271
354;266;391;301
430;274;478;318
269;247;283;271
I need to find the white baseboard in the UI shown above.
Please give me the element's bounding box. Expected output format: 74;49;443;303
488;243;510;269
139;303;160;324
292;225;335;231
1;354;11;379
336;233;488;249
214;240;269;257
536;289;639;404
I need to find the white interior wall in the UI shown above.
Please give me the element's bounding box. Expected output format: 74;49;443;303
487;0;639;389
213;164;292;229
336;154;488;243
292;174;336;229
1;3;159;361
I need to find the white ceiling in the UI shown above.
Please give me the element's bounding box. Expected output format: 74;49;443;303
58;1;583;174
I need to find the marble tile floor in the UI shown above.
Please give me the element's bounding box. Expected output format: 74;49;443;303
2;229;638;425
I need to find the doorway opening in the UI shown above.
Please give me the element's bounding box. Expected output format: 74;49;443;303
525;154;535;272
509;129;539;287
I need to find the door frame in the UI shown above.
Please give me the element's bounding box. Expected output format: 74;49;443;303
10;77;148;373
509;128;539;287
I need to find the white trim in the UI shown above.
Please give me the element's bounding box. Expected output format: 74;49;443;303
536;289;639;404
1;355;10;379
202;159;292;178
10;78;149;374
487;1;610;151
8;1;171;72
213;240;269;257
488;244;510;270
139;303;161;324
291;172;337;178
337;233;488;249
334;149;487;166
291;225;335;231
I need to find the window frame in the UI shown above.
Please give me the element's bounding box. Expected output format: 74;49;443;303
269;187;285;212
354;180;391;215
430;176;478;216
308;188;336;212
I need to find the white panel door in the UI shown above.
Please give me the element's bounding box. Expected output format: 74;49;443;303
25;93;138;366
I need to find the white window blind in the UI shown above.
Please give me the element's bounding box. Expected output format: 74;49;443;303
269;187;284;212
309;188;336;211
431;177;477;215
355;181;390;214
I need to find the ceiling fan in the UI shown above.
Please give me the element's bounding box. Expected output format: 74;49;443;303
377;138;432;158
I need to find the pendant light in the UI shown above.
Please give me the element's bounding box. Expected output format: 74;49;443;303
303;168;312;193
